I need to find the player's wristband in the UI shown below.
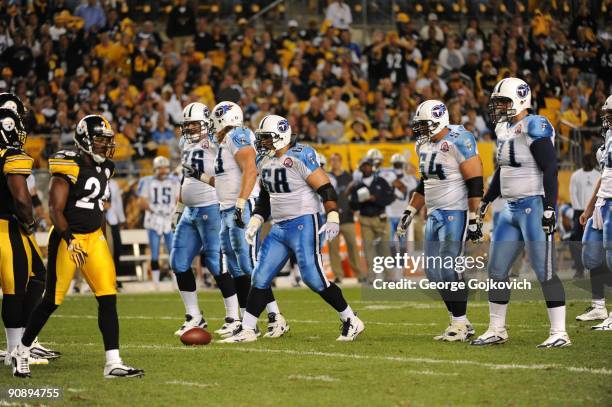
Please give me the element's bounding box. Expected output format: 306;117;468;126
249;214;264;229
469;211;477;221
199;173;212;184
176;202;184;213
405;205;418;215
236;198;247;210
326;210;340;224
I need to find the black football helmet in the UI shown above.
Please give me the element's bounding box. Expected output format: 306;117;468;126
0;108;27;150
0;93;26;117
74;115;115;163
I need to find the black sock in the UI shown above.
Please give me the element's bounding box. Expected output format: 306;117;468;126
318;282;348;313
489;278;511;304
96;295;119;351
22;278;45;325
265;288;275;305
541;275;565;308
22;299;58;347
175;270;196;292
451;284;469;318
245;287;268;319
2;294;24;328
213;273;237;298
234;275;252;309
590;266;608;300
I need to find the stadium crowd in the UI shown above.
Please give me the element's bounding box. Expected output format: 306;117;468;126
0;0;610;172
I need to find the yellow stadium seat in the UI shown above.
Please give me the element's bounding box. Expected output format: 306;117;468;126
157;145;170;158
538;108;559;128
24;137;46;162
544;97;561;111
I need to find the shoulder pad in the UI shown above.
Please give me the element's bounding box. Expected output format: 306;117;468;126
49;151;80;183
230;127;253;148
526;115;554;139
2;148;33;175
449;127;477;158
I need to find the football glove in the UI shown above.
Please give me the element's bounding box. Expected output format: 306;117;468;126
466;212;483;242
182;164;212;184
396;205;418;237
68;239;87;268
477;201;490;222
245;214;264;246
14;215;36;235
234;198;247;228
542;205;556;235
318;211;340;242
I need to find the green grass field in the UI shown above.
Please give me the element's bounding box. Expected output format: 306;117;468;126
1;287;610;406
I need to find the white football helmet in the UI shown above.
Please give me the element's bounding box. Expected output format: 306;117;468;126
317;152;327;169
255;114;292;157
488;77;532;124
181;102;211;143
212;101;243;132
413;99;449;144
153;155;170;178
602;95;612;130
366;148;383;168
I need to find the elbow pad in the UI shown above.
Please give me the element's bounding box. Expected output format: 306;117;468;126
254;186;271;221
317;183;338;203
465;176;484;198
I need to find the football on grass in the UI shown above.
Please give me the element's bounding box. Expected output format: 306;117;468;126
180;328;212;346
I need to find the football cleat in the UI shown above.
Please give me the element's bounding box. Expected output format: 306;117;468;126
264;313;290;339
104;361;145;378
215;317;242;338
174;313;207;336
466;322;476;338
30;338;62;360
591;314;612;330
4;349;48;367
435;321;469;342
11;344;31;378
470;327;509;346
219;325;259;343
536;331;571;348
336;316;365;341
576;306;608;321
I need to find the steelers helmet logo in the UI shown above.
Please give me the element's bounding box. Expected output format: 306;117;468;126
1;117;15;132
277;119;289;133
431;104;446;119
76;120;87;135
516;83;530;99
2;100;18;114
214;104;233;118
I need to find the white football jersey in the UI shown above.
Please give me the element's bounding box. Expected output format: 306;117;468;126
138;175;181;232
417;125;478;211
181;136;218;207
214;127;259;210
386;170;418;218
597;129;612;199
495;114;555;200
257;144;322;222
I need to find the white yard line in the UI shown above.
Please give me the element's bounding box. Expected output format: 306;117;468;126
165;380;218;388
287;374;340;382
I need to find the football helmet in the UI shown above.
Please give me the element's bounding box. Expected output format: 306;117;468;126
74;115;115;163
366;148;384;168
413;100;449;144
488;77;532;124
391;153;407;174
0;108;27;150
181;102;212;143
255;114;292;157
212;101;243;133
153;155;170;178
317;151;327;169
602;95;612;130
0;92;26;116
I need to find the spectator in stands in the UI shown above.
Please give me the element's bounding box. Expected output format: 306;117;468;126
317;107;344;143
325;0;352;30
419;13;444;43
74;0;106;33
438;35;465;74
166;0;196;52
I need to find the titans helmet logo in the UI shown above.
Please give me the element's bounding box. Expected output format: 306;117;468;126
277;119;289;133
214;104;233;118
431;104;446;119
516;83;530;99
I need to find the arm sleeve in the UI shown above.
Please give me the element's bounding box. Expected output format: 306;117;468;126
483;168;501;204
530;137;558;208
253;181;271;221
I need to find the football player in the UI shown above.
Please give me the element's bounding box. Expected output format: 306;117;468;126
0;93;60;363
221;115;364;343
577;95;612;330
12;115;144;378
197;102;288;338
138;156;180;289
397;100;482;342
387;154;417;248
171;102;242;337
472;78;570;348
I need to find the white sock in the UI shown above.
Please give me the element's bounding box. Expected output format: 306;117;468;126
105;349;121;365
452;315;468;323
242;312;258;331
489;302;508;330
547;305;566;333
5;328;22;353
178;291;201;317
152;270;160;284
266;301;280;315
339;305;355;322
240;307;246;318
223;294;240;320
592;299;606;309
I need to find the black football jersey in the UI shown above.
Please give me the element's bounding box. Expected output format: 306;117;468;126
49;150;114;233
0;148;33;218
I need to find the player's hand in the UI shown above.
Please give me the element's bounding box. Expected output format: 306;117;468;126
68;239;87;268
182;164;202;180
542;206;556;235
245;214;264;246
14;216;36;235
172;203;184;232
579;207;593;226
318;211;340;242
467;212;484;242
396;205;417;237
477;201;490;222
234;198;247;228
